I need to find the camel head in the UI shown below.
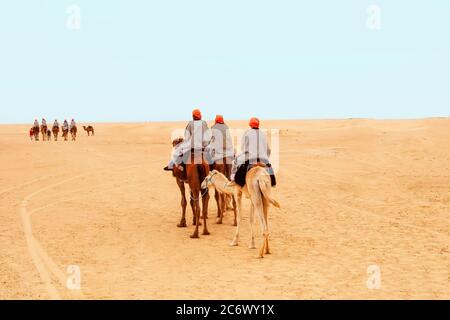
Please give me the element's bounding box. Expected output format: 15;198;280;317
172;137;184;148
202;170;235;194
202;170;218;189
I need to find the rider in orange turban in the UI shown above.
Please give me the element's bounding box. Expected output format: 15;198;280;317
192;109;202;120
215;115;224;124
249;117;260;129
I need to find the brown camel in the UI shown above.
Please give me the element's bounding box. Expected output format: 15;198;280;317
52;126;60;141
70;126;77;141
40;125;48;141
83;125;95;136
202;166;280;258
170;138;210;238
32;127;40;141
211;158;236;225
61;127;69;141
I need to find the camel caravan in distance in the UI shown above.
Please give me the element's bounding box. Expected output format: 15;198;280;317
165;111;280;258
29;118;95;142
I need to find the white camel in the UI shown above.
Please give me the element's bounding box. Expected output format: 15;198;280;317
202;166;280;258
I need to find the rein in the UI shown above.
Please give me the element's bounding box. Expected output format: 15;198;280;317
204;171;218;187
190;187;209;202
205;171;231;193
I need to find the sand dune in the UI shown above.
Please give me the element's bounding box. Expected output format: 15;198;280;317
0;119;449;299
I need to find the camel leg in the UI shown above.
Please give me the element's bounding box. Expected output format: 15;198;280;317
177;180;187;228
263;200;270;255
215;189;223;224
255;201;267;258
249;204;256;249
230;192;242;246
264;206;270;254
232;195;237;226
190;195;196;225
221;193;226;216
226;194;233;211
190;192;200;238
201;189;210;235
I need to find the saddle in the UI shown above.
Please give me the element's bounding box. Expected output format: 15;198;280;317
173;163;187;181
234;161;276;187
173;149;210;183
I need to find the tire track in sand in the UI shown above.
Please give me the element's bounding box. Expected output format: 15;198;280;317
19;163;145;299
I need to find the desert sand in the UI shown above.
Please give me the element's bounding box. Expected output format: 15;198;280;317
0;119;449;300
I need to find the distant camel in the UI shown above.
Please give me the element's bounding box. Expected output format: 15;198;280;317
40;125;48;141
52;126;59;141
171;138;210;238
46;129;51;141
30;127;39;141
61;127;69;141
211;158;236;225
83;125;95;136
202;166;280;258
31;127;39;141
70;126;77;141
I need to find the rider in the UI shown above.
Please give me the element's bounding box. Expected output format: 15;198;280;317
53;119;59;128
41;118;47;128
209;115;234;164
33;119;39;129
62;119;69;131
164;109;212;171
231;117;276;186
70;118;76;129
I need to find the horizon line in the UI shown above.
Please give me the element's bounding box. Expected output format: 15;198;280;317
1;116;449;126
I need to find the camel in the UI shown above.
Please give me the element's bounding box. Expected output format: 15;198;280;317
61;127;69;141
170;138;210;238
83;125;95;136
211;158;236;225
31;127;39;141
46;129;52;141
52;126;60;141
70;126;77;141
202;166;280;258
40;125;48;141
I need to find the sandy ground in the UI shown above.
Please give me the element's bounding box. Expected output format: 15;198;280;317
0;119;449;300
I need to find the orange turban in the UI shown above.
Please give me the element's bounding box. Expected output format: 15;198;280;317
249;117;260;129
192;109;202;120
215;115;224;124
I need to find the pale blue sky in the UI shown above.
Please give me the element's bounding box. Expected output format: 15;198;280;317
0;0;449;123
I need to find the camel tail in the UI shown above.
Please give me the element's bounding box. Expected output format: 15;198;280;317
258;179;280;209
